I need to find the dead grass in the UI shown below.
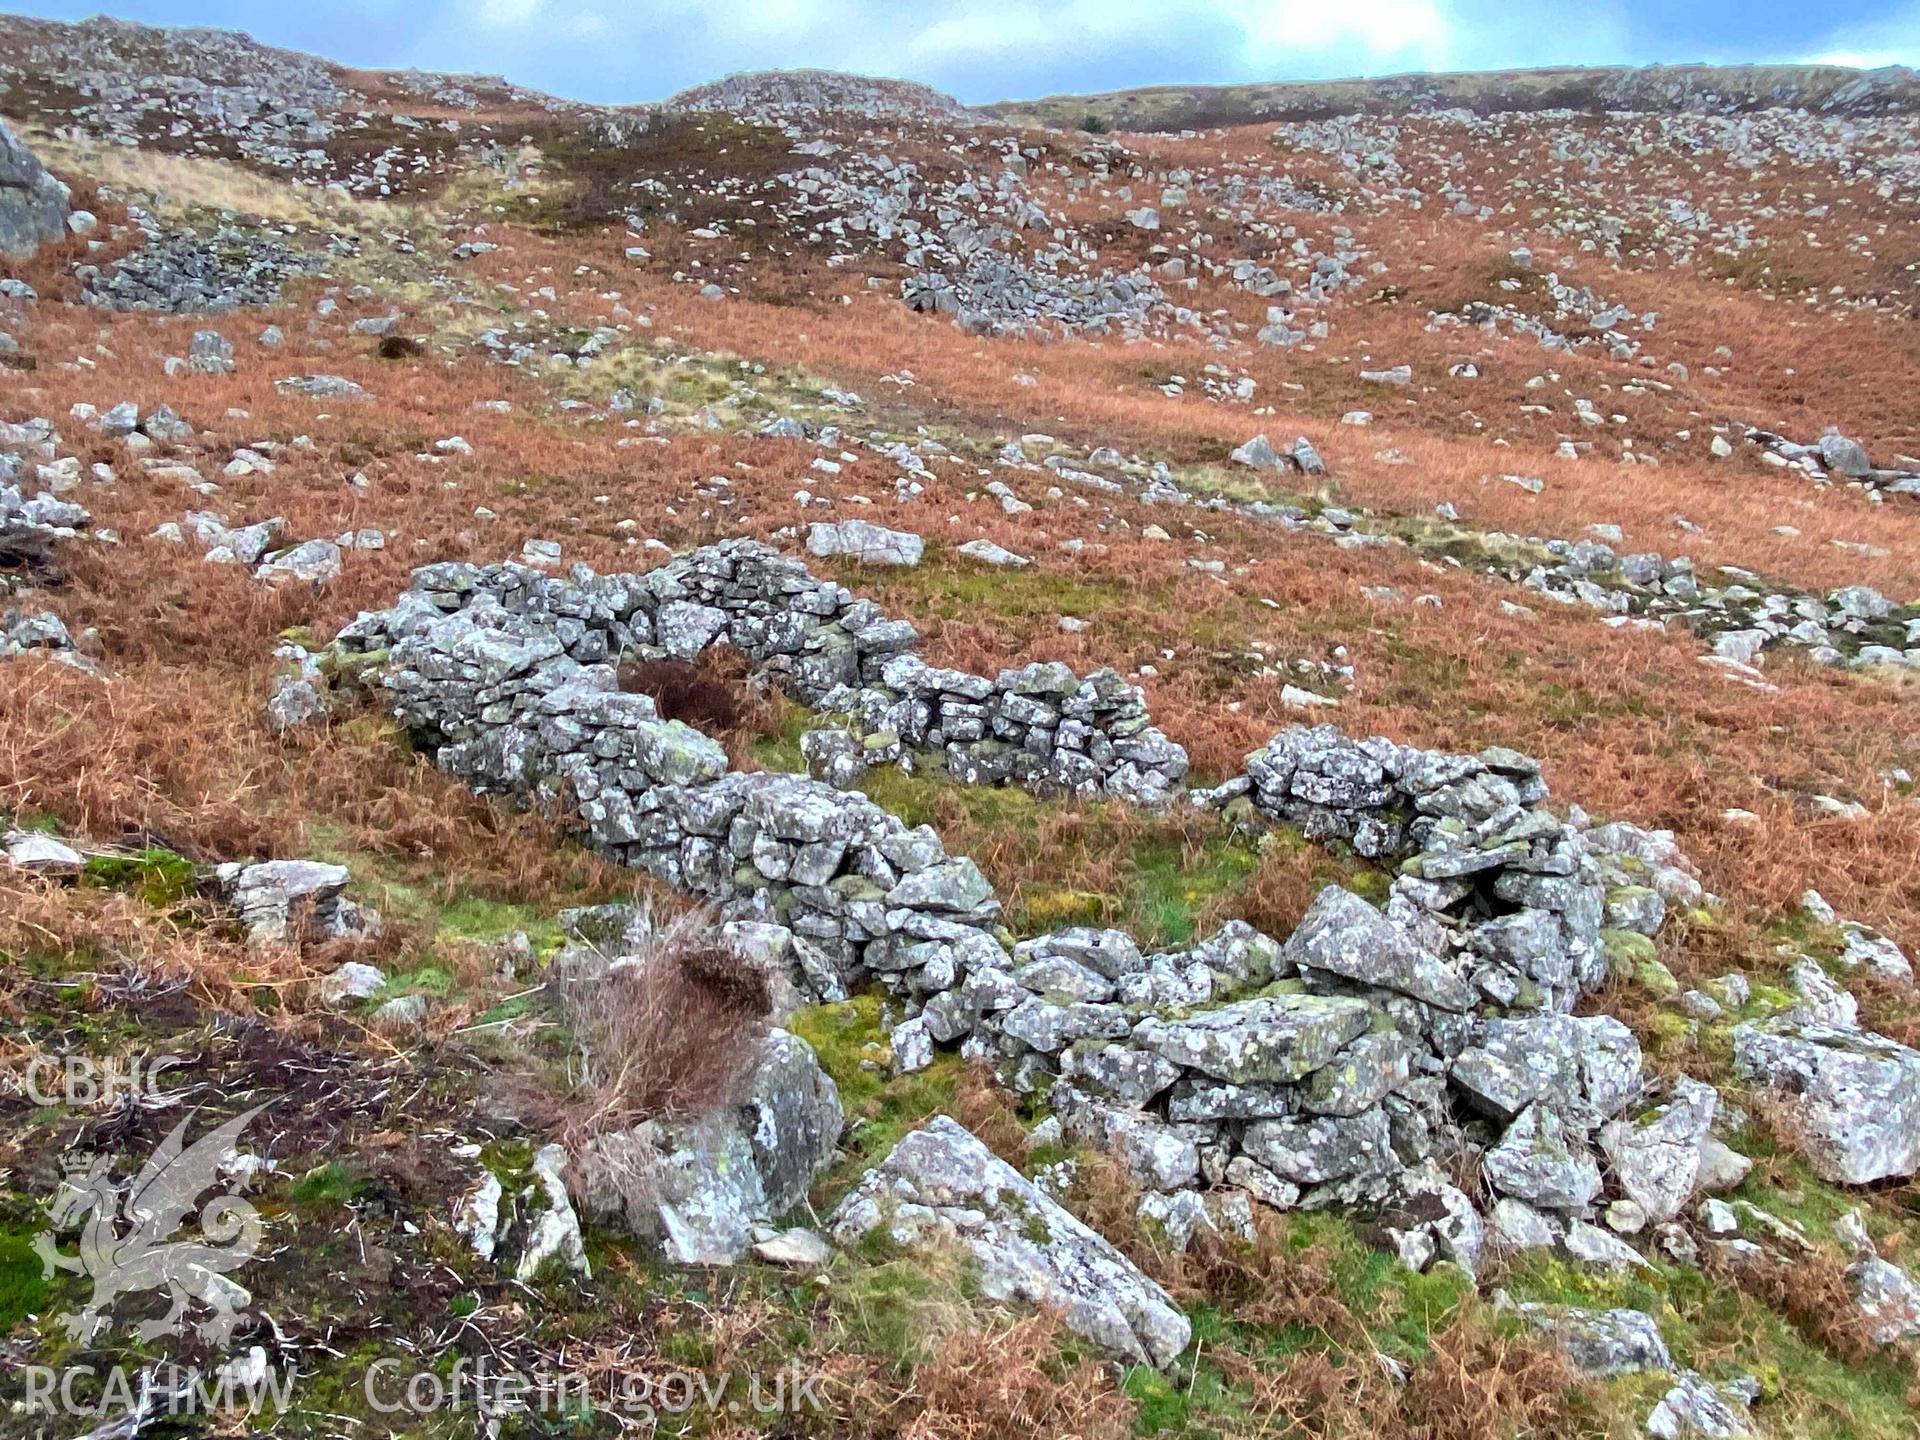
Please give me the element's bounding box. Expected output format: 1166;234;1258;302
904;1315;1137;1440
1387;1309;1587;1440
552;907;774;1140
1710;1247;1890;1368
5;64;1920;1440
24;131;414;230
619;647;783;766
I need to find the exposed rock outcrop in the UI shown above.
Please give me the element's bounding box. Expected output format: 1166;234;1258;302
0;120;70;258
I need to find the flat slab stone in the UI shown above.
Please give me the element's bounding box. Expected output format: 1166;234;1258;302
806;520;923;566
1131;993;1372;1084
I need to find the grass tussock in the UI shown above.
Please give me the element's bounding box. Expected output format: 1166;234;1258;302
551;907;774;1142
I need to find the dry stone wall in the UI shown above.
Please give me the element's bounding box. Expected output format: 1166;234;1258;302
335;538;1188;805
327;537;1749;1288
324;540;1180;1004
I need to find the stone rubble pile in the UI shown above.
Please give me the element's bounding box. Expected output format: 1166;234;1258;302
79;214;326;313
1743;425;1920;498
2;419;93;669
1501;530;1918;672
161;510;347;586
665;69;977;127
742;130;1228;342
1428;270;1656;362
0;481;89;569
0;14;593;199
330;561;1006;1005
0;14;343;161
903;250;1171;340
1206;723;1696;1011
1183;458;1917;676
950;731;1714;1284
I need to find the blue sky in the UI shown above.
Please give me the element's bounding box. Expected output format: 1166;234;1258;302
10;1;1920;105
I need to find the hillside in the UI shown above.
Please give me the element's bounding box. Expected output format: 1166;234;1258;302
987;61;1920;131
3;12;1920;1440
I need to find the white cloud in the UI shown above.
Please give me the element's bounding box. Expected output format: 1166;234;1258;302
1805;4;1920;68
474;0;542;29
1225;0;1456;69
1813;48;1913;66
425;0;1469;90
889;0;1461;82
394;0;1647;103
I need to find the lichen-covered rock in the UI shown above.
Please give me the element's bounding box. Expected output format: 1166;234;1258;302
217;858;380;951
4;829;84;874
1836;1210;1920;1345
257;538;342;586
188;328;235;374
1283;884;1475;1010
1242;1108;1395;1185
1058;1098;1200;1190
0;120;71;258
1645;1370;1756;1439
317;961;385;1006
276;373;364;399
1373;1169;1487;1277
2;484;90;567
1449;1013;1642;1126
453;1172;504;1262
516;1144;590;1281
1731;1019;1920;1184
1598;1077;1717;1222
1838;923;1914;984
1299;1030;1414;1116
887;857;996;913
1563;1218;1653;1271
829;1115;1190;1368
1483;1103;1602;1210
266;674;330;733
1014;926;1145;981
1513;1303;1671;1376
1787;959;1858;1028
806;519;923;566
1131;994;1372;1084
580;1029;841;1265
